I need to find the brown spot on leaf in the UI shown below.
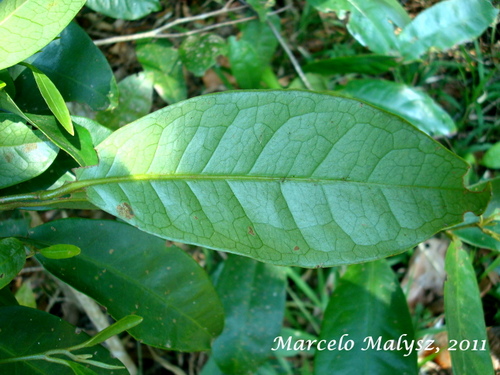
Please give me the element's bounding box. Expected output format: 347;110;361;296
293;246;300;251
4;153;13;163
248;226;255;236
23;143;37;152
194;216;198;220
117;202;134;219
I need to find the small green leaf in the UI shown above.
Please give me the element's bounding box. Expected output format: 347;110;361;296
340;79;457;136
24;64;74;136
212;255;286;374
314;259;417;375
399;0;498;61
136;40;187;104
0;305;128;374
240;18;279;66
96;73;153;129
86;0;161;20
32;219;224;351
76;90;490;267
444;240;495;375
14;280;36;308
71;315;143;350
482;142;500;169
39;244;81;259
0;0;87;70
179;34;227;77
304;55;398;76
0;238;25;290
0;114;58;189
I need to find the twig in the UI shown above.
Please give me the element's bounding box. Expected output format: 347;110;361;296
67;286;138;375
93;4;248;46
266;19;312;90
93;4;290;46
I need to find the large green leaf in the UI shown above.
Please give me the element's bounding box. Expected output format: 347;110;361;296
314;260;417;375
0;0;86;70
136;40;187;104
179;34;227;77
74;90;489;267
0;238;25;290
0;114;58;189
444;240;494;375
14;22;117;112
0;305;127;375
340;79;456;136
31;219;224;351
399;0;498;61
211;255;286;374
303;55;398;76
86;0;161;20
95;73;153;129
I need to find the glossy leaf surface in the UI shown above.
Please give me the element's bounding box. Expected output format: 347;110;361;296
14;22;117;112
86;0;161;20
76;90;489;267
0;238;25;290
314;260;417;375
31;219;224;351
399;0;498;61
180;34;226;77
0;305;127;375
0;0;86;70
212;255;286;374
444;240;494;375
0;114;58;189
340;79;456;136
136;41;187;104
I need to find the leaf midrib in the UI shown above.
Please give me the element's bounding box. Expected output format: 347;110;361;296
79;173;465;192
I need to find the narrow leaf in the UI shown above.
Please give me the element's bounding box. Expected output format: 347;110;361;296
32;219;224;351
0;0;87;70
212;255;286;374
314;260;417;375
340;79;456;136
75;90;490;267
399;0;498;61
39;244;81;259
71;315;143;350
0;114;58;189
25;64;74;136
444;240;494;375
0;306;128;375
0;92;97;166
0;238;25;290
